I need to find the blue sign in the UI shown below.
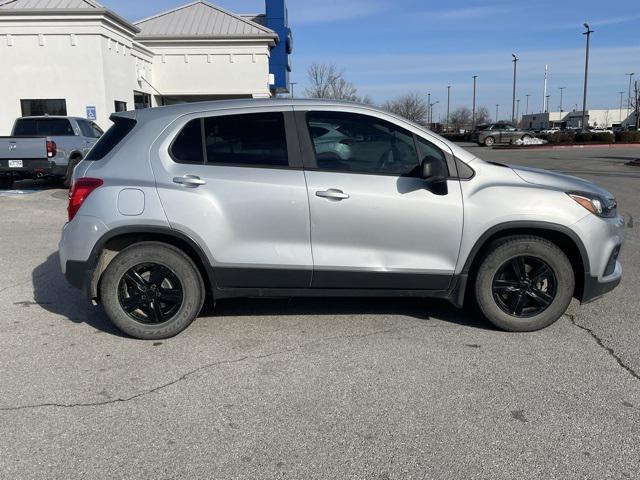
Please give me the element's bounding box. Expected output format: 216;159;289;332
266;0;292;94
86;106;97;120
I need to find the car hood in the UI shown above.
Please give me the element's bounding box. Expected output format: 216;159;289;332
509;164;614;199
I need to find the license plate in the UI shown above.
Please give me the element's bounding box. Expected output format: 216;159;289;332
8;160;22;168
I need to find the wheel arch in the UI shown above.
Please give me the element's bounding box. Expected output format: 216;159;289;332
87;226;215;301
461;221;590;302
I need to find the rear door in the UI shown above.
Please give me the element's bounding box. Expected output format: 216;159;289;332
150;107;313;289
296;107;464;290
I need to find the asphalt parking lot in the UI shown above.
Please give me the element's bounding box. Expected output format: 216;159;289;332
1;145;639;479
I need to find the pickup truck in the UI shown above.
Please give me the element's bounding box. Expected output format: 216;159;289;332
0;116;103;189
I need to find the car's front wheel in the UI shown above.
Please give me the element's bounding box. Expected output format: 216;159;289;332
474;236;575;331
100;242;205;339
483;136;496;147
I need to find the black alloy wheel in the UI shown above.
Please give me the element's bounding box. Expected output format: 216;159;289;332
491;255;558;318
117;263;184;324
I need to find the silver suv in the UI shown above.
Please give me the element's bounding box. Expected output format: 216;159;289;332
59;99;624;340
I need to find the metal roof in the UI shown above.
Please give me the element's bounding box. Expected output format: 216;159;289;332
0;0;103;8
134;1;277;40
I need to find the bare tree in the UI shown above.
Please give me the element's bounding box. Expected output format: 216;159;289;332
304;62;371;103
449;106;472;131
475;106;491;125
381;92;429;124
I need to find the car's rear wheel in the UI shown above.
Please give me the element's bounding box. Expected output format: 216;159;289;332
521;134;532;141
0;178;13;189
100;242;205;339
484;136;496;146
474;236;574;331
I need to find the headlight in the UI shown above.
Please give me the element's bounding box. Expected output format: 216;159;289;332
568;191;617;218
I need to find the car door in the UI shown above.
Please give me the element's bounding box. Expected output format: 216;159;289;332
150;107;313;288
295;107;464;290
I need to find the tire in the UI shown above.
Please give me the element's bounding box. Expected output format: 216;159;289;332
521;134;532;141
483;136;495;147
474;236;574;332
0;178;13;189
100;242;205;340
63;156;82;189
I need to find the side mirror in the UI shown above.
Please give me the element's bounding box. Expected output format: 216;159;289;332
420;156;448;184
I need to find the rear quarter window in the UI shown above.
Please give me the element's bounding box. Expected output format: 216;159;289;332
85;117;136;161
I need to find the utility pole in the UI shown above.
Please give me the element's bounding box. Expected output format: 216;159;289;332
472;75;478;130
427;92;431;125
619;91;625;125
559;87;565;113
516;99;520;125
525;94;531;115
543;64;548;113
446;85;451;132
289;82;297;99
511;54;518;124
495;104;499;122
626;73;635;117
581;23;594;131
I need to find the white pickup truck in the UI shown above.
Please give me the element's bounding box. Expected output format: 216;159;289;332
0;116;103;189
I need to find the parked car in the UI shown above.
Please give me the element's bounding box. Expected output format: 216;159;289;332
59;99;624;339
0;116;103;189
471;123;533;146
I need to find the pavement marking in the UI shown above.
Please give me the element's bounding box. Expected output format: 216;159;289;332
0;189;40;196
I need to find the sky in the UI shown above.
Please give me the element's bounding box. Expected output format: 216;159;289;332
102;0;640;120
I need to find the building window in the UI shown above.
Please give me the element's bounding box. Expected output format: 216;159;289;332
20;99;67;117
114;101;127;112
134;91;151;110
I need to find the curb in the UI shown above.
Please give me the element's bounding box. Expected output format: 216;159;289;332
493;143;640;151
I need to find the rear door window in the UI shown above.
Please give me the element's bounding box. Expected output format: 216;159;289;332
85;117;136;161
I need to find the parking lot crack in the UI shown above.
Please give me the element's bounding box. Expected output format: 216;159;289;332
567;314;640;382
0;324;423;412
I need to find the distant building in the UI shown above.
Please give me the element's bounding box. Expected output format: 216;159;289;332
0;0;292;133
521;109;637;130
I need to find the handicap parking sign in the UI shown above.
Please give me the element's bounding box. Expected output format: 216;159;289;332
86;106;97;120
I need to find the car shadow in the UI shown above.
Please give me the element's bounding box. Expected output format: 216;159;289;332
33;252;493;337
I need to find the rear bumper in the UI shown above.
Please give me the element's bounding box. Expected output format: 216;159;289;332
0;159;66;178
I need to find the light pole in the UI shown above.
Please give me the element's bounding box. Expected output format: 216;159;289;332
559;87;565;113
446;85;451;132
581;23;594;131
495;104;499;122
545;95;550;113
516;99;520;125
430;101;439;127
472;75;478;130
427;92;431;124
619;91;625;125
525;94;531;115
626;73;635;117
511;54;518;123
289;82;297;99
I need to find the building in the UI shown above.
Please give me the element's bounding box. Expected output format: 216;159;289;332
0;0;292;133
521;109;637;130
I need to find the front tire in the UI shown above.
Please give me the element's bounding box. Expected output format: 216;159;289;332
100;242;205;340
483;136;496;147
474;236;574;332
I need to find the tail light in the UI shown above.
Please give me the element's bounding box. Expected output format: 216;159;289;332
68;178;103;221
47;140;57;158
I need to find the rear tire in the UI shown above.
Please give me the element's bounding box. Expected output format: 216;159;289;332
0;178;13;189
63;156;82;189
474;236;574;332
100;242;205;340
484;136;496;147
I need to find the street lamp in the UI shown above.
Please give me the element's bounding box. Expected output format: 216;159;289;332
581;23;594;131
516;99;520;125
626;73;635;117
430;101;439;126
427;92;431;124
619;90;625;125
525;94;531;115
472;75;478;130
446;85;451;132
545;95;551;113
559;87;565;113
495;103;499;122
511;54;519;124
